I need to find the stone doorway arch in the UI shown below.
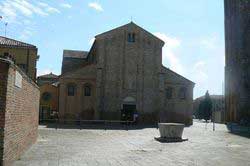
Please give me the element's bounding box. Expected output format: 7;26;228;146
121;97;136;121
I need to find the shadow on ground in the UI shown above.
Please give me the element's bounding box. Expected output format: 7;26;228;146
226;123;250;138
39;122;159;130
229;131;250;138
39;122;193;130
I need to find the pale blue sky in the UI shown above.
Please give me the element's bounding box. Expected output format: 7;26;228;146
0;0;225;98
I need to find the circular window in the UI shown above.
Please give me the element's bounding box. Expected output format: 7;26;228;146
42;92;52;101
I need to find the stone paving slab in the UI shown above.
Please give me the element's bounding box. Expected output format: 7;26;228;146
14;121;250;166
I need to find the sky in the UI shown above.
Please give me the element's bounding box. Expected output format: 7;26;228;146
0;0;225;99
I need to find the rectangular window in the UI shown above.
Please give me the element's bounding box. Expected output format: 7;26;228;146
3;52;9;57
84;86;91;96
68;85;75;96
132;33;135;42
17;64;27;72
179;87;187;100
165;87;173;99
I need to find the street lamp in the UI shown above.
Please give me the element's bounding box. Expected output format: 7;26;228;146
0;16;8;37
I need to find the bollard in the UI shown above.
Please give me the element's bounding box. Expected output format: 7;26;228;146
56;119;58;130
104;121;107;130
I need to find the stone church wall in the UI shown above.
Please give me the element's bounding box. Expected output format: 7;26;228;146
95;25;164;122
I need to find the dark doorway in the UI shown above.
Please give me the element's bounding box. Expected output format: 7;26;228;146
40;106;50;120
121;104;136;121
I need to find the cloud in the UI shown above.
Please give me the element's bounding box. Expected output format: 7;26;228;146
192;61;208;84
60;3;72;9
89;38;95;45
19;1;48;16
37;2;49;7
0;1;18;23
9;0;33;17
37;2;61;14
46;7;61;14
67;15;73;19
19;28;33;40
191;60;210;98
88;2;103;12
194;61;205;70
0;0;60;23
200;34;219;50
154;32;184;74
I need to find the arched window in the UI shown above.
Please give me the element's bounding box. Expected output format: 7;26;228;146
42;92;51;101
67;84;76;96
132;33;135;42
84;85;91;96
128;33;135;43
165;87;173;99
178;87;187;100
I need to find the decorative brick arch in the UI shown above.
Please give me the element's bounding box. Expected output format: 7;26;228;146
122;96;136;104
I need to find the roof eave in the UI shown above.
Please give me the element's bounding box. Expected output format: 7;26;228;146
162;65;195;85
0;45;37;49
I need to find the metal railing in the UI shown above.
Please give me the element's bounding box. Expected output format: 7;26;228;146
39;119;137;130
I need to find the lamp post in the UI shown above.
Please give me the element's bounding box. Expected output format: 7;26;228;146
213;112;215;131
213;104;215;131
4;22;7;37
0;16;8;37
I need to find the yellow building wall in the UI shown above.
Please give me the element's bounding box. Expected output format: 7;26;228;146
0;47;38;80
40;84;59;112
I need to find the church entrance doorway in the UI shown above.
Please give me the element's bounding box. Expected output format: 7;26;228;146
121;104;136;121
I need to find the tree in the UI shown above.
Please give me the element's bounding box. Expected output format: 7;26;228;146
198;91;212;122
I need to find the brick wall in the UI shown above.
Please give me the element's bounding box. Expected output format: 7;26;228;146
0;62;9;163
0;58;39;165
61;57;87;74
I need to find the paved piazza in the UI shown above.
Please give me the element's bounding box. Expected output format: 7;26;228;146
14;121;250;166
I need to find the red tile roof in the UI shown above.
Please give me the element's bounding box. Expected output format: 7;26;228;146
0;36;36;48
63;50;88;59
37;72;58;79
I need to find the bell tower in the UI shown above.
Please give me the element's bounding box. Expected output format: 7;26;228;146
224;0;250;122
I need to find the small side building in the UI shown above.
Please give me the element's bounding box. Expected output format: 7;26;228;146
193;95;225;123
37;73;59;120
0;36;39;80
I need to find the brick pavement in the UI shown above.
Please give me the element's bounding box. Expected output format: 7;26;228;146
14;121;250;166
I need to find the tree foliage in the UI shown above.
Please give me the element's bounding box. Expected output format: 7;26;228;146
197;91;212;122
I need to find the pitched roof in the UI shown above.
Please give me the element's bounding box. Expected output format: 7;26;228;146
0;36;36;48
59;63;96;79
52;81;59;87
37;72;58;79
161;65;195;85
195;95;224;101
95;22;165;44
63;50;89;59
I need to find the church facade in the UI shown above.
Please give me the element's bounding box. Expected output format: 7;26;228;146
58;22;194;124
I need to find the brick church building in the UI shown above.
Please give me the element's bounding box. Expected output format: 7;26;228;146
40;22;195;125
